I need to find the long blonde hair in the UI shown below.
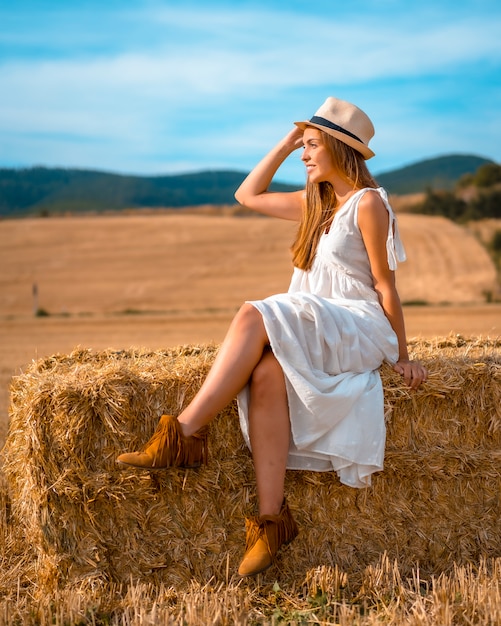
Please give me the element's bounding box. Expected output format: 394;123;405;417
291;131;378;271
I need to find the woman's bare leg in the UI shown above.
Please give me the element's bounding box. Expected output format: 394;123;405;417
178;303;269;436
248;349;290;516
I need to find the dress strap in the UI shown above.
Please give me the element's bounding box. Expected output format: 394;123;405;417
377;187;407;270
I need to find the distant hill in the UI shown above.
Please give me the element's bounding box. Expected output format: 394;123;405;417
0;154;496;217
0;169;300;218
376;154;494;194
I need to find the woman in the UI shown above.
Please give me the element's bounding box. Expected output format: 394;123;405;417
117;96;427;578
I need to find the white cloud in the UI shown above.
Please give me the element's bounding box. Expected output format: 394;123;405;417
2;6;500;98
0;1;499;175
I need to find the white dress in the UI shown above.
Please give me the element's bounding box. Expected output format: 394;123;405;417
237;187;407;488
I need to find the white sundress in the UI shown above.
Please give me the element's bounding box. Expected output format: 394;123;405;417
237;187;407;488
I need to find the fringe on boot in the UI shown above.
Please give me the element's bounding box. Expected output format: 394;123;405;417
238;499;298;577
116;414;208;469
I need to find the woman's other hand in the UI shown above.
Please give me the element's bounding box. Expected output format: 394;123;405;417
393;359;428;390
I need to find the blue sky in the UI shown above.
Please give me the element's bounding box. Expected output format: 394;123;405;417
1;0;500;184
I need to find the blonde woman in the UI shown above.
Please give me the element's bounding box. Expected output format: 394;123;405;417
117;97;427;577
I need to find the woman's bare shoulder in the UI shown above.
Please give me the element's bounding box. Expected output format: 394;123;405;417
358;189;387;215
357;189;389;230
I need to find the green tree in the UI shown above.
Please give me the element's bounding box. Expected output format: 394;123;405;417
490;229;501;252
472;191;501;219
474;163;501;187
420;189;468;220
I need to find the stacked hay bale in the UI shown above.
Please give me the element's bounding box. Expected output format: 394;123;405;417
2;337;500;590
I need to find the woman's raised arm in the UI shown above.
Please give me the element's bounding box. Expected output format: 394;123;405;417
234;127;304;221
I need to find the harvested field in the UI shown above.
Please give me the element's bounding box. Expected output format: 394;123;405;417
0;213;498;318
468;217;501;246
396;214;498;304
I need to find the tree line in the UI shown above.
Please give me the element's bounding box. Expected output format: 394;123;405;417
417;163;501;222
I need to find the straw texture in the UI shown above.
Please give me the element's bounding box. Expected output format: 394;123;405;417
2;336;500;591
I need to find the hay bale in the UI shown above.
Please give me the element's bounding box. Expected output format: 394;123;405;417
2;337;500;590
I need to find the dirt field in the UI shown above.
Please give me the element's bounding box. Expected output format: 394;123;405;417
1;211;499;448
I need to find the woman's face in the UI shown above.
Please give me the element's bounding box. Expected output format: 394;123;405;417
301;128;337;184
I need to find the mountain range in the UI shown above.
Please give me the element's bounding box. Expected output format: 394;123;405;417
0;154;494;217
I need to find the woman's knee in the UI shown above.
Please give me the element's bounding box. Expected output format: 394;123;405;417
233;303;267;336
236;302;261;323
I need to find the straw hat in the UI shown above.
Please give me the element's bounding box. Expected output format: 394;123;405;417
295;97;375;159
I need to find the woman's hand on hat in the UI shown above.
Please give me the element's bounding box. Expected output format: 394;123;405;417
281;127;304;153
393;359;428;390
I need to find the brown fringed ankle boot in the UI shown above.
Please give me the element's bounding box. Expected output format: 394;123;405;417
238;499;298;577
116;414;208;469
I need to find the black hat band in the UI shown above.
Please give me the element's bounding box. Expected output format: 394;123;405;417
309;115;363;145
